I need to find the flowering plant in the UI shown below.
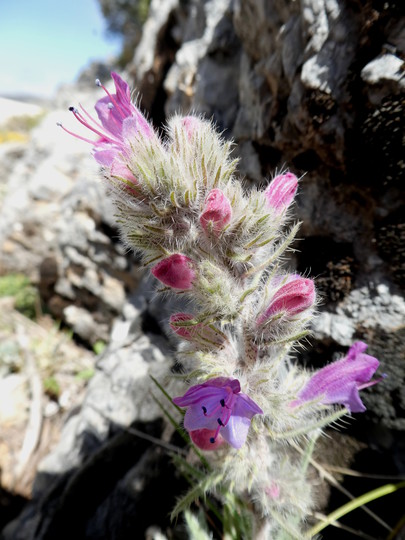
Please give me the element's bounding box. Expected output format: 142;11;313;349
60;72;382;538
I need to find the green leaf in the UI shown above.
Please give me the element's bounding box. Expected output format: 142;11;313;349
242;221;301;278
150;374;183;414
269;407;349;440
171;473;223;521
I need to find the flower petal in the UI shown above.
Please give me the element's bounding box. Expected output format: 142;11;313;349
233;393;264;419
111;72;131;112
93;147;120;166
221;415;251;449
296;341;380;412
95;95;124;138
184;405;219;431
190;429;225;450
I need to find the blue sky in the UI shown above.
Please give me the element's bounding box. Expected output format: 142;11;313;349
0;0;122;98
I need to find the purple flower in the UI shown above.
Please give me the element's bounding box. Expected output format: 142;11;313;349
173;377;263;449
58;72;154;168
293;342;382;413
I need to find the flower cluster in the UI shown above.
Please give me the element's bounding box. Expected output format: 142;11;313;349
61;72;383;538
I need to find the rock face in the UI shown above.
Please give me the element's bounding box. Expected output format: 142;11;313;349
130;0;405;430
2;0;404;538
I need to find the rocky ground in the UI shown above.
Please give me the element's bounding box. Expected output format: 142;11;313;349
0;0;404;538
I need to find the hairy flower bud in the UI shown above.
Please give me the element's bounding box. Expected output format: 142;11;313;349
258;277;315;324
151;254;195;290
200;189;232;234
264;172;298;212
111;160;137;183
181;116;202;139
169;313;201;340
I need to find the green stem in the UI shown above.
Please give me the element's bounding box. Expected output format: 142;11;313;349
306;482;405;537
301;435;318;475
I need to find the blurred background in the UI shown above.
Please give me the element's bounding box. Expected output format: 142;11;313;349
0;0;122;100
0;0;404;539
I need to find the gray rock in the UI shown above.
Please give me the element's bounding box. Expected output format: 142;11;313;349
0;102;140;344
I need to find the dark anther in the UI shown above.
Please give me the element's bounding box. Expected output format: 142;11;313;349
210;437;215;444
69;106;74;111
217;418;224;426
202;406;207;415
220;399;225;407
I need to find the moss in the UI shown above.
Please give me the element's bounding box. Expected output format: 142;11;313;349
0;274;30;297
93;340;106;355
75;368;95;382
43;376;61;399
14;286;39;319
0;274;39;319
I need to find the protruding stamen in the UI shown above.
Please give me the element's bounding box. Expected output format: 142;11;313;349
69;106;120;144
95;79;102;87
108;103;114;109
202;406;207;415
56;123;96;145
217;418;224;426
96;80;127;120
358;374;387;390
79;103;108;132
220;399;225;407
210;437;215;444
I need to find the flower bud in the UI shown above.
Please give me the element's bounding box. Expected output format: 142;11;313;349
181;116;202;139
169;313;200;339
199;189;232;234
265;483;281;499
257;277;315;324
111;160;137;183
151;254;195;290
264;172;298;212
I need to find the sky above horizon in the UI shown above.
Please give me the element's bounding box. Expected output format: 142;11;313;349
0;0;122;99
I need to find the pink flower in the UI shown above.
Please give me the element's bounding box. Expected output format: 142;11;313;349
199;189;232;234
293;342;382;413
257;277;315;325
264;173;298;212
173;377;263;449
151;254;195;290
58;72;154;168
